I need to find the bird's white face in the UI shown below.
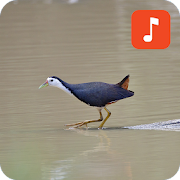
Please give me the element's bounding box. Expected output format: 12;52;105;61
47;77;60;87
39;76;72;95
39;77;59;89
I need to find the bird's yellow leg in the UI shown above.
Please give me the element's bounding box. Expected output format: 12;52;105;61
98;107;111;129
65;111;103;128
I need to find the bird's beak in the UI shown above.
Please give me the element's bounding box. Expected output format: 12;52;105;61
39;80;49;89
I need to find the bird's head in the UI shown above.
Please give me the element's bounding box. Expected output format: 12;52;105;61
39;76;60;89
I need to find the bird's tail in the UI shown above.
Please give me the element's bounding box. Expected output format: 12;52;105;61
116;75;130;90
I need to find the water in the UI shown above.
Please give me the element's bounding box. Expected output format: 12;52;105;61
0;0;180;179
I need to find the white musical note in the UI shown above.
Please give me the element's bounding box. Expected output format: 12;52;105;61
143;17;159;42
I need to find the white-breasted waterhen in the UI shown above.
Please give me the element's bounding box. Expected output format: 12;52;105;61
39;75;134;129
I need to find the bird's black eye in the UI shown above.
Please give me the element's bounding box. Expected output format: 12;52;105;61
51;79;53;82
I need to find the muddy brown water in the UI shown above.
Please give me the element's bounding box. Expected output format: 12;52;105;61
0;0;180;179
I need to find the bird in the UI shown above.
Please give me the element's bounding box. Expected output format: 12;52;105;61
39;75;134;129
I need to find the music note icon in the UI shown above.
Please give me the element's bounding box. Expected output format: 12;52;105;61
131;10;170;49
143;17;159;42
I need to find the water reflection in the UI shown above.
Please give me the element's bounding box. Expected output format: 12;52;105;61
39;128;134;180
43;160;73;180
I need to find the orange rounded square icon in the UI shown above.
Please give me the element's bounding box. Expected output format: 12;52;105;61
131;10;170;49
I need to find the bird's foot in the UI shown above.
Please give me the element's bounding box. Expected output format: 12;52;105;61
65;118;103;128
65;119;99;128
65;120;89;128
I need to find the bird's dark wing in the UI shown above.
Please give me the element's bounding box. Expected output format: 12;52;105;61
68;82;134;107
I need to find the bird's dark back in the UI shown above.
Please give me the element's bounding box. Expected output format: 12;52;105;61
64;82;134;107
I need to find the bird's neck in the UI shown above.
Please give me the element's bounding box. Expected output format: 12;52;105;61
54;81;73;95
